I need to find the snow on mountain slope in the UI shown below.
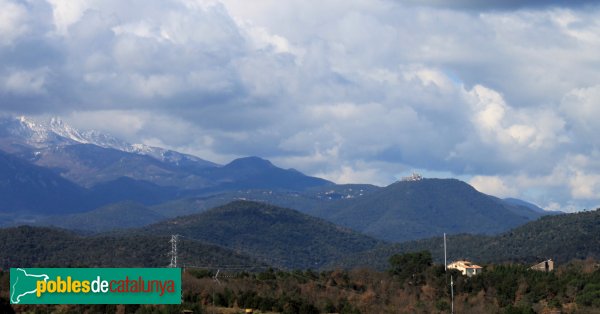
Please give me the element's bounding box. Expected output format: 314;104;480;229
47;117;96;145
0;116;218;168
0;116;75;147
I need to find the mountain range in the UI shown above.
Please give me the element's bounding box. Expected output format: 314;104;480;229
0;116;330;190
0;116;331;216
0;115;557;245
0;116;217;168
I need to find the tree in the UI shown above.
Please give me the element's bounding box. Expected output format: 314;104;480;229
388;251;433;284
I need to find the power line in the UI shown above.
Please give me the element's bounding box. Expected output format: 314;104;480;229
169;235;272;271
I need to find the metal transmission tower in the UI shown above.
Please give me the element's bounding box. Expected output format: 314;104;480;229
213;269;221;285
168;235;179;268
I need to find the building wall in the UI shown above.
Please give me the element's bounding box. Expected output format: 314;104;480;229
531;259;554;272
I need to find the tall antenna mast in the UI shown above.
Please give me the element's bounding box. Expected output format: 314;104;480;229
169;235;179;268
444;233;447;272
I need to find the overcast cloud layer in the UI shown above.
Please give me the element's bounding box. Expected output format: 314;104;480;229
1;0;600;212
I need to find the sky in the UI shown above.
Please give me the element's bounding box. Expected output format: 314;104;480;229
1;0;600;212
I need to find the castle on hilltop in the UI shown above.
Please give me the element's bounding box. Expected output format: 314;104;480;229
401;172;423;182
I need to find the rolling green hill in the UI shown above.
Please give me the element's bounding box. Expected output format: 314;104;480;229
314;178;542;242
139;200;384;269
0;226;262;269
335;208;600;270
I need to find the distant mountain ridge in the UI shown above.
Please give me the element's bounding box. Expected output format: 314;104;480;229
503;197;561;215
202;156;332;191
36;201;166;232
25;178;551;244
0;115;331;192
0;149;191;218
138;180;550;243
0;150;89;215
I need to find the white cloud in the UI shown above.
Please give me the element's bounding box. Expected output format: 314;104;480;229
468;85;507;133
66;110;145;141
46;0;91;35
1;0;600;211
561;85;600;138
0;0;29;45
569;171;600;199
314;163;390;186
463;84;568;159
470;175;517;198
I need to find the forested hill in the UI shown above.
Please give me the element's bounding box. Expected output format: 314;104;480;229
0;226;263;269
312;178;543;242
138;200;384;269
334;208;600;270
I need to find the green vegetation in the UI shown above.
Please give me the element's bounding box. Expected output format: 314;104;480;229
140;200;384;269
4;205;599;274
0;226;261;269
389;251;432;284
1;204;599;312
336;208;600;269
313;178;542;242
2;254;599;313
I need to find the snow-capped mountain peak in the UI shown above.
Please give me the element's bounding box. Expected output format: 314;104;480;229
7;116;71;146
0;116;218;167
47;117;90;144
9;116;132;150
18;115;37;129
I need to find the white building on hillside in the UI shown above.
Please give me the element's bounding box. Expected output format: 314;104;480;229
447;260;483;277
